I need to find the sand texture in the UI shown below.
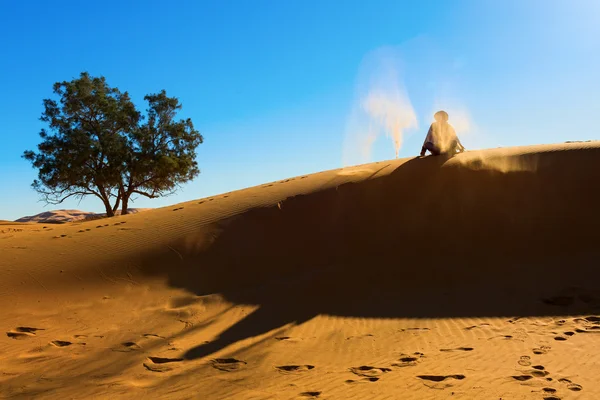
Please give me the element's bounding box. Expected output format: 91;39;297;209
1;142;599;399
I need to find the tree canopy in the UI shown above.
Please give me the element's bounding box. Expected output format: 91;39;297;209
23;72;203;216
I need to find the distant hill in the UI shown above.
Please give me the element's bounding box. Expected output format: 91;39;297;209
15;208;149;224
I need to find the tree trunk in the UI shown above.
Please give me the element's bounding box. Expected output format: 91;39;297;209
112;195;121;214
121;194;130;215
103;199;115;217
97;186;115;217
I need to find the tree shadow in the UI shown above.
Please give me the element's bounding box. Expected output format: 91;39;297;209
138;148;600;360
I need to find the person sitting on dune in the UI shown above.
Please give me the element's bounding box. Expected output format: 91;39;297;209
420;110;465;157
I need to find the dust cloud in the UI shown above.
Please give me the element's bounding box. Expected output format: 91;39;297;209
342;41;481;166
342;48;417;166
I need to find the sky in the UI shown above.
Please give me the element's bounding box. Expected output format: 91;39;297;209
1;0;599;220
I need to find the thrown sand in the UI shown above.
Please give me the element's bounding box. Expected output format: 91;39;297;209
1;142;599;399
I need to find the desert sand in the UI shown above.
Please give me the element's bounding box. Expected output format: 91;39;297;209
1;142;599;399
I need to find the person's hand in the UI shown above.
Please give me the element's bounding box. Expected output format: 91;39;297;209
419;151;425;157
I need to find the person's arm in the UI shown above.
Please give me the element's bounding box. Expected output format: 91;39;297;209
420;125;433;156
456;136;465;152
450;125;465;152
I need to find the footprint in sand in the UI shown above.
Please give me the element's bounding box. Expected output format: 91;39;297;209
575;327;600;333
530;368;549;378
512;375;535;381
518;356;531;366
512;364;549;381
558;378;583;391
349;366;391;378
488;335;514;340
50;340;74;347
392;352;425;367
142;333;165;339
276;365;315;374
299;392;321;398
113;341;141;352
417;375;466;389
345;333;374;340
440;347;474;352
573;316;600;333
464;323;490;330
400;327;430;332
275;336;304;343
6;327;44;339
143;356;183;372
418;375;465;382
533;345;551;355
345;377;379;384
212;358;247;372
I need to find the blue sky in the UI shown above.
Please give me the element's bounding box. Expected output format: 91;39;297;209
1;1;599;220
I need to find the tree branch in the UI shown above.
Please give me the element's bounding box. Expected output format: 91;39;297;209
131;188;159;198
41;189;100;205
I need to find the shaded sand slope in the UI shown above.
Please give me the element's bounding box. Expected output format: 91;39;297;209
1;142;600;399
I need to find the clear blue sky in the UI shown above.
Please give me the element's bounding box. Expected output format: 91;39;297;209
1;1;599;220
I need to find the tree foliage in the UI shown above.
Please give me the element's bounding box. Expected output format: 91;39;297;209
23;72;203;216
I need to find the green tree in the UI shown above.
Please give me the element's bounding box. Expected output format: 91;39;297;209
23;72;203;217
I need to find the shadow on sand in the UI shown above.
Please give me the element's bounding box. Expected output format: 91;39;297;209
139;148;600;360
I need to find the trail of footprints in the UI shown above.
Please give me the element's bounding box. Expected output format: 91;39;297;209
7;316;597;397
5;326;87;348
6;326;44;339
511;339;585;398
144;356;184;372
4;327;470;395
504;315;598;398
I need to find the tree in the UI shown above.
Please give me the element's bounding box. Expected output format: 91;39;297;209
23;72;203;217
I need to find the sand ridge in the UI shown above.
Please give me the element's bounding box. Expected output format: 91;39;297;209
1;142;599;399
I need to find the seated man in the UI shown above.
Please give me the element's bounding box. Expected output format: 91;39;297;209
420;110;465;156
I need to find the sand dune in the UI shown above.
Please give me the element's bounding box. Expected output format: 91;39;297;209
1;142;599;399
15;208;149;224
